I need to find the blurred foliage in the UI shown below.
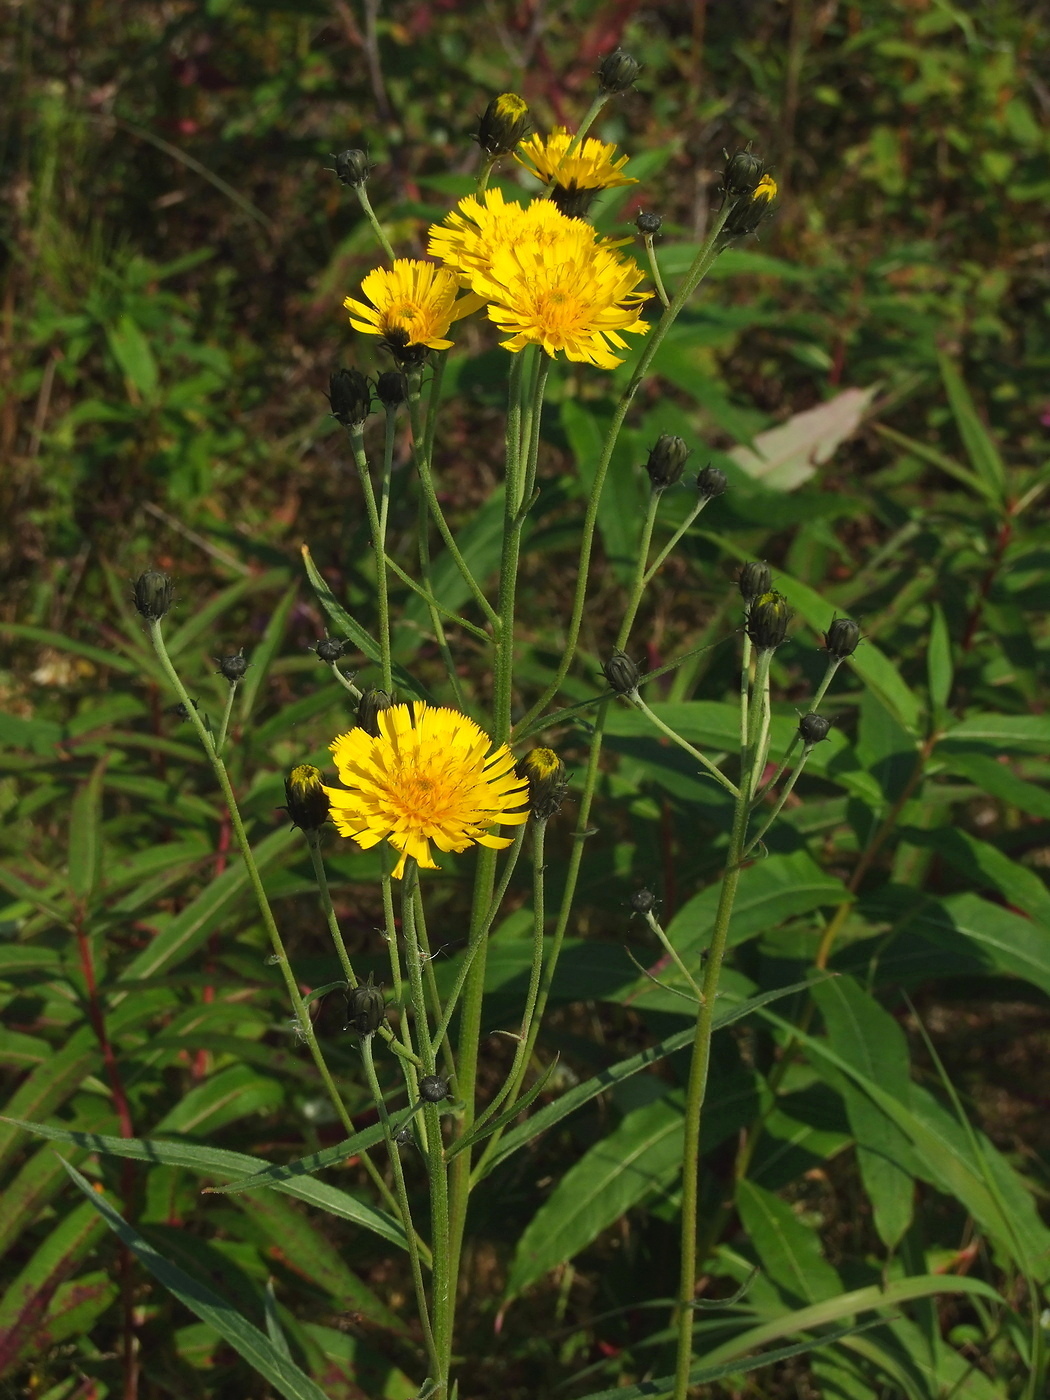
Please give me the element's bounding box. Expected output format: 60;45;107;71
1;2;1050;1398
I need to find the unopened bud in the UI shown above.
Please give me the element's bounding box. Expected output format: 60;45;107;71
345;975;385;1036
284;765;330;832
798;713;831;746
314;636;349;663
476;93;531;157
602;650;641;696
635;211;662;236
824;617;861;660
722;173;777;239
330;149;370;187
133;569;174;622
519;748;568;821
722;148;763;198
738;561;771;603
356;687;392;737
696;465;728;501
329;367;371;427
419;1074;451;1103
216;650;248;683
597;48;640;95
746;591;792;651
375;370;406;409
645;434;690;491
631;888;656;915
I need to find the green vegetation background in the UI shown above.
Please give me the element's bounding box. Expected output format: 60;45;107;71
1;2;1049;1398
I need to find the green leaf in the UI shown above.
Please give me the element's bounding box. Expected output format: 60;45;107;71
811;977;915;1247
236;583;299;724
505;1097;684;1301
0;1037;99;1173
152;1065;285;1135
937;749;1050;821
911;891;1050;996
563;400;644;584
0;624;140;678
485;977;825;1175
117;825;297;984
736;1180;841;1304
60;1159;332;1400
395;488;505;651
446;1059;558;1160
938;355;1006;503
67;757;106;904
898;826;1050;925
106;313;159;399
926;603;953;710
938;713;1050;752
0;1200;105;1368
165;569;290;660
300;544;429;699
3;1120;409;1251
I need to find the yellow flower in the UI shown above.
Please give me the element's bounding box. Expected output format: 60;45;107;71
753;173;777;204
471;228;650;369
343;259;479;352
515;127;637;194
428;189;593;286
324;703;528;879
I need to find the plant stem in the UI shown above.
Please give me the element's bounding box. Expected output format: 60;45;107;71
643;233;670;308
355;184;396;261
754;657;841;803
643;907;704;1000
641;495;713;589
743;744;815;857
349;426;393;693
630;693;739;798
215;681;238;755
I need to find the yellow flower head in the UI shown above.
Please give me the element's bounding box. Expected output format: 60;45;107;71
471;229;650;369
324;702;529;879
753;174;778;204
515;127;637;194
343;259;478;353
428;189;608;286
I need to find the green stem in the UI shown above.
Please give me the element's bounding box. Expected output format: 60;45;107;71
359;1034;439;1380
630;694;739;798
417;487;467;708
383;554;490;640
355;184;396;262
401;865;452;1392
513;200;735;738
215;682;238;756
641;496;712;589
743;744;814;858
754;657;841;803
643;907;703;1000
643;234;670;308
329;661;362;700
349;426;393;693
492;352;527;738
413;884;456;1081
616;489;662;652
476;153;497;194
544;93;608;191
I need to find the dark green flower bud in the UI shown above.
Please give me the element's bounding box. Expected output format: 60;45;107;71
722;148;763;198
746;590;792;651
798;713;831;746
519;748;568;821
635;211;662;235
551;186;597;219
394;1124;415;1146
215;650;248;683
284;764;330;832
174;699;199;721
419;1074;451;1103
314;636;349;663
696;465;728;500
133;569;173;622
356;686;392;737
603;650;641;696
330;149;370;187
824;617;861;660
631;888;656;915
329;367;372;427
738;561;771;603
722;173;778;239
345;975;385;1036
375;370;406;409
475;92;531;157
645;434;690;491
597;47;640;95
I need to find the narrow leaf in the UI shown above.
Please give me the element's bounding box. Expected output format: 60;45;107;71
926;603;953;710
938;355;1006;501
67;757;107;904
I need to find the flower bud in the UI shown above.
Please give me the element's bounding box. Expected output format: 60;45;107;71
798;713;831;746
375;370;406;410
722;148;763;198
356;686;392;737
329;367;372;427
519;748;568;821
475;92;531;157
746;591;792;651
419;1074;451;1103
722;173;777;239
345;975;385;1036
284;764;330;832
597;48;640;95
216;650;248;683
551;186;597;219
602;650;641;696
381;324;429;369
738;561;771;603
314;636;349;663
645;434;690;491
631;888;656;915
696;465;728;501
330;149;370;187
824;617;861;660
635;211;662;236
133;569;174;622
